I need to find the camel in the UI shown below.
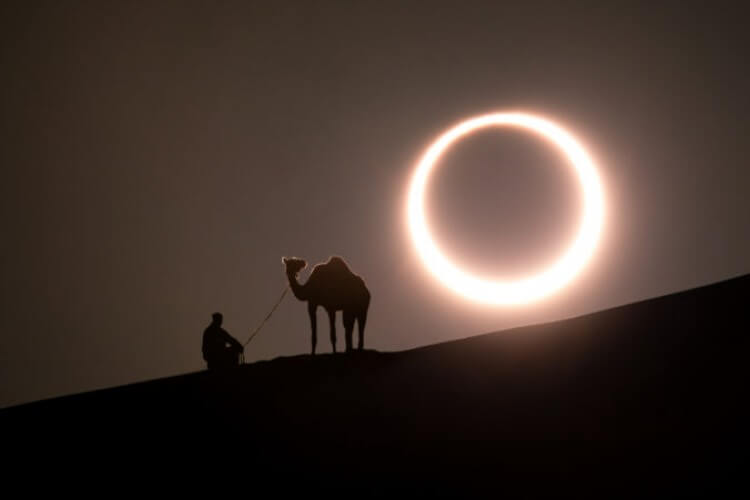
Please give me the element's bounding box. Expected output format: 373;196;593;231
283;255;370;355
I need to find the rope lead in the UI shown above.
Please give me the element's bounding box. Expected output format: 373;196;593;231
242;285;289;352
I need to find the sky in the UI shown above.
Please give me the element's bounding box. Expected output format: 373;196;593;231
2;1;748;407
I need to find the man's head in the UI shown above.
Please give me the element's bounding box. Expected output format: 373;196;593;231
211;312;223;325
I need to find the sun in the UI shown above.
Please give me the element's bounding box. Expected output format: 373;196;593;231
407;111;605;305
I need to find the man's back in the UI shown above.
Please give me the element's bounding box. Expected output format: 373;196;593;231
202;325;230;357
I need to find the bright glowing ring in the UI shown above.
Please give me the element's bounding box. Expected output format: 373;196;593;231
407;111;605;305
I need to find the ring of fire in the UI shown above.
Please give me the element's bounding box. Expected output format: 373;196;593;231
407;111;605;305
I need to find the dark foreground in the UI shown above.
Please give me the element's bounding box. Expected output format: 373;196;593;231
3;275;748;494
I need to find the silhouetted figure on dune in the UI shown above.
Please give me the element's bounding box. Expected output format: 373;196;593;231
202;312;243;370
283;255;370;355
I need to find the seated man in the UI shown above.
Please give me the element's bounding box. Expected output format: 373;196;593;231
202;312;244;370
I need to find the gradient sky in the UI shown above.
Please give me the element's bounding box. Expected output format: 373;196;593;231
2;1;748;407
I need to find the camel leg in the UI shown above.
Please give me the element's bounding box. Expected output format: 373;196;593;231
343;310;355;353
308;302;317;355
357;308;368;350
327;308;337;353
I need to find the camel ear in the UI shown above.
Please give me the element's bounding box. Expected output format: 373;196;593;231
282;257;288;264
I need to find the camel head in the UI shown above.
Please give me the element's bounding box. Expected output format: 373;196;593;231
282;257;307;277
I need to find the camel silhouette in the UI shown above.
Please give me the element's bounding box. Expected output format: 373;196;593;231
283;256;370;355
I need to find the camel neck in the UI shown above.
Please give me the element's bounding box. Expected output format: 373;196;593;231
286;272;308;300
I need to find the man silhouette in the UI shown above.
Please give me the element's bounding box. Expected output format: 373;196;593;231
202;312;244;370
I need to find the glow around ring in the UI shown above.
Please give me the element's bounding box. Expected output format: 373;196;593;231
407;111;605;305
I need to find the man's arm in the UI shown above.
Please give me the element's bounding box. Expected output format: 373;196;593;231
221;329;243;351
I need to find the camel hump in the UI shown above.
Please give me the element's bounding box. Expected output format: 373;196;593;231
326;255;351;273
